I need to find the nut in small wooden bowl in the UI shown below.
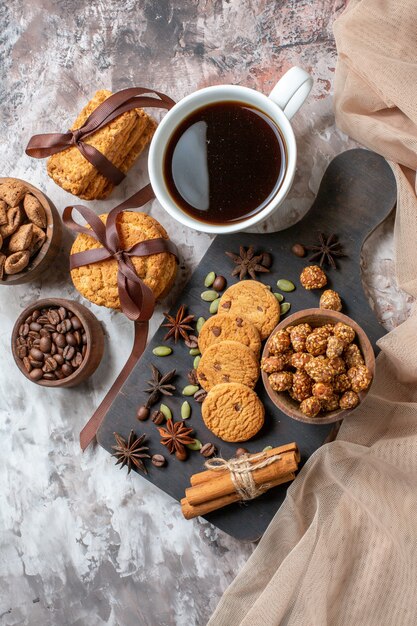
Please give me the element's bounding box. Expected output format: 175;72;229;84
0;177;62;285
262;308;375;425
11;298;105;388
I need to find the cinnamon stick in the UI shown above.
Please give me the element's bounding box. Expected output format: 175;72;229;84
190;443;299;486
185;450;298;507
181;472;295;520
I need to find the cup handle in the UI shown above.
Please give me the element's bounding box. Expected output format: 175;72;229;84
269;66;313;120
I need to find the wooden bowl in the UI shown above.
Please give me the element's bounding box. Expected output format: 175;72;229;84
0;177;62;285
11;298;105;388
262;308;375;425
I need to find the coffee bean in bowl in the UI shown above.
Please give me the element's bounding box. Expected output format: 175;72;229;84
11;298;104;387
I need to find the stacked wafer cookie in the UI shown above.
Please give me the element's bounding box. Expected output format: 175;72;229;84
47;90;157;200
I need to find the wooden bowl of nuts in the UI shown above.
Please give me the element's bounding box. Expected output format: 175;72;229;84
11;298;105;387
261;308;375;425
0;177;62;284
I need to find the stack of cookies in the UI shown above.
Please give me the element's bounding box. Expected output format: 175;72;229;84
197;281;280;442
47;90;157;200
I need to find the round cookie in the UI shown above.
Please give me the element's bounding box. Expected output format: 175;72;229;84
202;382;265;442
198;313;261;357
218;281;280;340
197;340;259;391
71;212;177;309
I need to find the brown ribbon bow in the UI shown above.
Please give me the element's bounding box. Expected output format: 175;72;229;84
63;185;178;451
26;87;176;185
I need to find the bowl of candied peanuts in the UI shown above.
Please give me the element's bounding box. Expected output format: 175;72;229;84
261;308;375;425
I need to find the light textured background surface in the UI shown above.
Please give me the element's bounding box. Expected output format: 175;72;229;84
0;1;413;625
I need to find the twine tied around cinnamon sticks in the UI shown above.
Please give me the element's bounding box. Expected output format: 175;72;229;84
204;452;282;501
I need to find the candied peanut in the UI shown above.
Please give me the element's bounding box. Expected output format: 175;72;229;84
305;330;328;356
312;382;334;401
300;265;327;290
269;371;293;392
291;370;313;402
320;289;342;312
305;357;335;383
300;396;322;417
326;335;345;359
339;390;360;410
261;355;287;374
269;329;291;354
328;356;346;375
344;343;364;369
290;323;312;352
290;352;313;370
321;395;340;412
333;373;351;394
347;365;372;392
334;322;355;345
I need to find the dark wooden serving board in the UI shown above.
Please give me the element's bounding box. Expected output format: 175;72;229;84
97;149;396;541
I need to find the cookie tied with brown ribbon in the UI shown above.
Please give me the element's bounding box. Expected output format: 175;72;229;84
63;184;178;450
26;87;175;200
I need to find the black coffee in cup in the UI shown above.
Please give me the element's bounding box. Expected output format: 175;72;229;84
163;101;286;225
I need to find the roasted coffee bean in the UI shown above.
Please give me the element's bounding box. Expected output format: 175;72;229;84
57;319;72;333
21;323;30;337
235;447;249;457
82;333;87;345
29;358;43;368
54;354;64;365
194;389;207;403
28;331;40;341
29;348;44;361
55;333;66;348
184;335;199;349
22;357;32;372
65;332;77;347
29;368;43;381
55;368;66;380
37;315;50;325
16;337;26;346
136;405;150;421
29;322;42;332
25;315;33;324
32;310;41;321
70;316;82;330
40;328;51;338
43;357;58;372
32;339;41;348
57;347;64;356
71;352;83;368
47;310;60;325
73;330;82;345
43;372;56;381
200;443;216;458
187;369;199;385
50;343;57;355
151;454;166;468
151;410;165;425
81;345;87;357
63;345;75;361
43;323;57;332
61;363;73;377
17;345;27;359
57;306;67;321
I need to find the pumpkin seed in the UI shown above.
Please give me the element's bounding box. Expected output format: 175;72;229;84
280;302;291;315
277;279;295;292
182;384;200;396
186;438;202;451
201;290;219;302
204;271;216;287
193;355;201;369
181;401;191;419
159;403;172;420
189;347;200;356
152;345;172;357
209;298;220;314
196;316;206;333
263;445;273;452
273;292;284;302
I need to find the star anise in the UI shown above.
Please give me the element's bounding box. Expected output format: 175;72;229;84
157;419;194;456
303;233;345;269
225;246;270;280
112;430;150;474
162;304;195;343
144;364;176;407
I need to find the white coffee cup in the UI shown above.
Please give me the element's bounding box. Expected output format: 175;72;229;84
148;66;313;234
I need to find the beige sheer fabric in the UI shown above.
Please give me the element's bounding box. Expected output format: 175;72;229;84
209;1;417;624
